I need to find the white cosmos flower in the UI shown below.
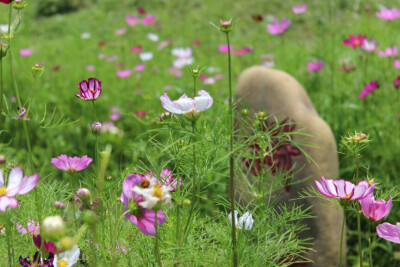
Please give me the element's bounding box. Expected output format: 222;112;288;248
132;185;171;210
228;210;254;230
139;52;153;61
171;47;193;58
173;57;194;69
54;245;80;267
147;33;159;42
160;90;213;115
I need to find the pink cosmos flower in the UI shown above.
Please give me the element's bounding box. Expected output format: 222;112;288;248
359;195;392;221
33;234;57;253
219;44;234;53
130;45;143;54
125;15;140;26
156;169;182;192
19;49;32;57
359;80;379;99
117;70;132;78
134;64;146;72
315;176;375;200
343;34;366;49
168;67;183;78
292;5;307;14
394;75;400;88
51;155;92;172
135;111;147;117
0;167;38;212
267;18;291;35
116;28;127;35
233;46;253;56
361;38;377;52
158;38;172;50
377;222;400;243
376;8;400;21
16;219;40;235
142;15;156;25
75;78;102;101
160;90;213;115
378;46;398;57
307;61;324;72
394;59;400;69
121;173;166;236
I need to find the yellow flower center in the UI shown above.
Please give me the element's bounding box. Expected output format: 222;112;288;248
58;260;68;267
346;193;351;199
354;40;360;46
0;187;7;197
153;187;163;199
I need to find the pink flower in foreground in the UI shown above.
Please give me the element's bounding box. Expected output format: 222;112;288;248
359;80;379;99
377;222;400;243
343;34;366;49
378;46;398;57
51;155;92;172
142;15;156;25
315;176;375;200
117;69;132;78
160;90;213;115
292;5;307;14
267;18;291;35
394;76;400;88
19;49;32;57
307;61;324;72
125;15;140;26
361;38;377;52
121;173;166;236
376;8;400;21
75;78;102;101
219;44;233;53
359;195;392;221
0;167;38;212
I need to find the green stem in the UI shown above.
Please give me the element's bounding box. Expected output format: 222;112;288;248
368;223;373;267
357;206;363;267
155;211;162;267
26;77;37;118
339;208;346;267
226;31;237;267
5;209;14;267
0;58;3;130
111;211;129;267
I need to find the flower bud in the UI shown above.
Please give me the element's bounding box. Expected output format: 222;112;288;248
0;41;8;59
76;188;91;201
183;199;191;206
82;210;98;225
159;112;171;121
13;0;27;10
59;236;75;251
351;132;368;142
219;19;233;32
0;155;6;166
257;111;266;120
53;201;65;210
32;63;44;79
241;108;249;117
178;139;185;146
91;122;102;134
42;215;66;241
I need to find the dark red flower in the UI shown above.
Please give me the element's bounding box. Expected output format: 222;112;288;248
252;14;263;22
138;6;146;14
19;252;54;267
244;118;301;194
135;111;147;117
394;75;400;88
0;0;13;4
33;234;57;254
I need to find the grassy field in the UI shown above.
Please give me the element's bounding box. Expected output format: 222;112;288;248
1;0;400;266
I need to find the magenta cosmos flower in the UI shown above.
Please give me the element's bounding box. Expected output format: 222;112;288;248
378;46;398;57
19;49;33;57
376;8;400;21
0;167;38;212
160;90;213;115
394;75;400;88
343;34;366;49
125;15;140;27
121;173;166;236
267;18;290;35
51;155;92;172
359;195;392;221
315;176;375;200
292;5;307;14
377;222;400;243
75;78;102;101
359;80;379;99
307;61;324;72
142;15;156;25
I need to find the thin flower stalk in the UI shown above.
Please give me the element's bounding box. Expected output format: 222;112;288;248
355;155;363;267
6;209;15;267
368;223;373;267
339;209;345;267
154;211;162;267
0;57;3;130
111;211;129;267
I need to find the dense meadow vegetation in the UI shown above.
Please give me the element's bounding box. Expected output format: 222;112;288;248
0;0;400;266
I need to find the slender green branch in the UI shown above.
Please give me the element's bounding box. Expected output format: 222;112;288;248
155;211;162;267
339;208;346;267
368;223;373;267
111;210;129;267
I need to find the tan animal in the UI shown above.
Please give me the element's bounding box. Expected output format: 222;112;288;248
235;66;344;266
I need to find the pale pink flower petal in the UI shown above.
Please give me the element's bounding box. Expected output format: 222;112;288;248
19;49;32;57
377;222;400;243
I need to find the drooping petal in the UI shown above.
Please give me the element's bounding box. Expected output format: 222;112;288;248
377;223;400;244
160;93;185;114
194;90;213;111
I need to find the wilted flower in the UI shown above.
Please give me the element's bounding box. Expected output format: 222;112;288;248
33;234;57;254
51;154;92;172
267;18;291;35
0;167;38;212
377;222;400;243
53;245;80;267
228;210;254;230
307;61;324;72
91;122;102;134
121;173;166;236
343;34;366;49
376;8;400;21
160;90;213;115
378;46;398;57
315;177;375;201
41;215;66;241
292;5;307;14
361;38;377;52
19;252;55;267
359;80;379;99
75;78;102;101
359;195;392;221
16;107;28;120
